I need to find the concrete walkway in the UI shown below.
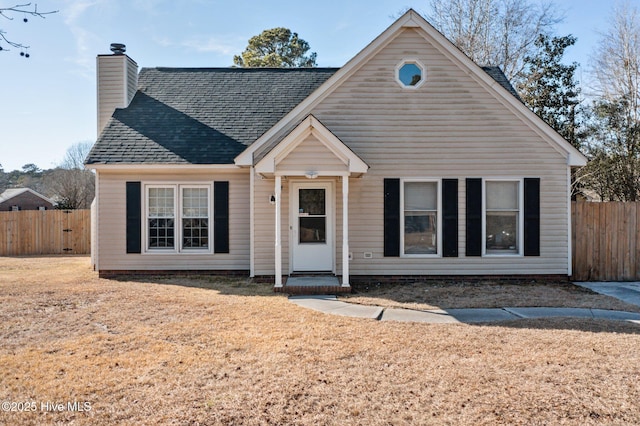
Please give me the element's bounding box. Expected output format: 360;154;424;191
289;291;640;324
575;282;640;307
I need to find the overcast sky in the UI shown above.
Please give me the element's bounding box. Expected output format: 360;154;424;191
1;0;613;172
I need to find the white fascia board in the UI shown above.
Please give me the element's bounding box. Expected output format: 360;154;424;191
274;170;351;177
86;163;242;172
255;115;369;175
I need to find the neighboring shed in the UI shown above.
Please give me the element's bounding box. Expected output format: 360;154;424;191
0;188;55;211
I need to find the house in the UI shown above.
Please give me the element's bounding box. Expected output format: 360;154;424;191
86;10;586;289
0;188;55;211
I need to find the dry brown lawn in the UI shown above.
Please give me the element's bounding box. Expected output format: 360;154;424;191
1;256;639;425
344;280;640;313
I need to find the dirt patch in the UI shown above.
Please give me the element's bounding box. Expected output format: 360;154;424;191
1;256;640;425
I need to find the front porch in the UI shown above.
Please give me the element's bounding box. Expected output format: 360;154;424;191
252;114;369;290
273;275;352;295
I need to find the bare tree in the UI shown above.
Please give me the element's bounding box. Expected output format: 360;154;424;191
47;142;95;209
61;141;94;170
427;0;562;81
0;2;58;57
579;1;640;201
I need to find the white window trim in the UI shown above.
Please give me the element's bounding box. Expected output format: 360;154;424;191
143;183;213;255
395;58;426;89
482;178;524;257
400;178;442;258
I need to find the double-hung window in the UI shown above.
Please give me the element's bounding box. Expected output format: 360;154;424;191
402;180;439;255
181;187;209;249
148;187;175;249
484;180;522;255
145;184;211;253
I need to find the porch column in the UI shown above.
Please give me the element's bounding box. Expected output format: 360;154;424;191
274;175;283;287
342;176;350;287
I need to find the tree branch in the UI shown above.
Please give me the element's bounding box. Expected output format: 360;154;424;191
0;3;58;20
0;3;58;55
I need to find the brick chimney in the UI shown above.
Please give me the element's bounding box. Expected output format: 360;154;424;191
96;43;138;137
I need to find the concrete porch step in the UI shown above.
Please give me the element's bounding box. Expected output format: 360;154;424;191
274;276;351;295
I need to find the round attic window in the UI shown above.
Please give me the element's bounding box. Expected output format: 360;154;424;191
396;60;425;89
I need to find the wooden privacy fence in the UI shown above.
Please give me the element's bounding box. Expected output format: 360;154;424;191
0;209;90;256
572;201;640;281
1;204;638;279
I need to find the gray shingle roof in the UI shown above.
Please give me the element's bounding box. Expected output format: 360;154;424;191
481;66;522;101
86;67;338;164
86;66;521;165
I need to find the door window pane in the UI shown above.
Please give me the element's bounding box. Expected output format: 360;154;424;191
299;188;326;244
299;189;325;215
299;217;326;243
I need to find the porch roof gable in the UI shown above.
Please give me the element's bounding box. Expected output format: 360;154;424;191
254;115;369;175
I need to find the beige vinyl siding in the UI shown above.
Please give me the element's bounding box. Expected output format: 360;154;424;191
254;176;287;275
126;57;138;104
96;54;137;137
96;169;249;271
276;135;348;173
290;27;572;276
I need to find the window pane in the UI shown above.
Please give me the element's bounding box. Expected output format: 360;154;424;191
399;63;422;86
404;182;437;210
182;218;209;248
404;211;437;254
299;189;325;215
299;217;326;243
486;181;518;210
486;212;518;253
149;187;175;218
148;218;175;248
183;188;208;218
403;182;438;255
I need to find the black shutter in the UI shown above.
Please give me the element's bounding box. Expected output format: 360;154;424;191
126;181;142;254
524;178;541;256
383;178;400;257
442;179;458;257
465;178;482;256
214;181;229;254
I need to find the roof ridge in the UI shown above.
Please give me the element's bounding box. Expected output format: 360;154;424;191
142;66;340;72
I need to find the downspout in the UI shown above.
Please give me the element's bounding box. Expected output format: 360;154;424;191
275;175;282;287
93;170;100;271
567;164;573;277
249;166;255;277
342;175;350;287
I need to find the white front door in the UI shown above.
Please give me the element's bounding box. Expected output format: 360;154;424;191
291;181;334;272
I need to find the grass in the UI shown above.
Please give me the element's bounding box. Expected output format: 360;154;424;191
0;256;639;425
343;280;640;313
